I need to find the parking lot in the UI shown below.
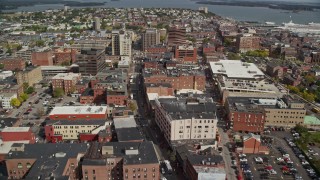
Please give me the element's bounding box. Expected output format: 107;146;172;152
234;129;318;180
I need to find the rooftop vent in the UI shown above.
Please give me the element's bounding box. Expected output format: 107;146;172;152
55;152;66;158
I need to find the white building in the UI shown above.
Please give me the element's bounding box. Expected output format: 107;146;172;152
112;30;132;57
0;93;17;109
154;96;218;144
0;71;13;80
209;60;281;102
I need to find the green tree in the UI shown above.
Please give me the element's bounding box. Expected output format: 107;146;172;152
302;91;315;102
19;93;29;102
36;107;45;117
0;63;4;69
129;101;137;112
287;85;300;94
23;83;29;91
53;88;64;98
304;75;316;85
35;40;45;47
227;52;241;60
10;98;21;108
25;86;35;94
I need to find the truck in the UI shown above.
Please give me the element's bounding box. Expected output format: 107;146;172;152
163;160;172;174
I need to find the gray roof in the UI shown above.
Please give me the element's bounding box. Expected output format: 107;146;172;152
83;141;159;166
0;118;18;129
187;154;224;165
158;97;217;120
116;127;144;142
6;143;88;179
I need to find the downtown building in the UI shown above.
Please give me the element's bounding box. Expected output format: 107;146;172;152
51;73;81;94
226;95;306;130
142;28;160;51
75;49;106;76
154;95;218;146
236;34;261;53
112;30;132;57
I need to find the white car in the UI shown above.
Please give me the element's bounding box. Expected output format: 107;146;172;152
302;161;309;165
240;158;248;162
239;154;246;158
268;169;277;175
255;157;263;163
308;149;314;153
312;153;319;156
276;157;284;162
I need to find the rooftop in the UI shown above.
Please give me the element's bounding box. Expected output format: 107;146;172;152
0;118;18;129
209;60;264;79
113;116;137;129
304;116;320;125
1;127;30;133
156;96;217;120
6;143;88;179
83;141;158;165
41;66;69;71
46;119;107;126
243;133;261;142
52;73;80;80
115;127;144;142
49;106;107;115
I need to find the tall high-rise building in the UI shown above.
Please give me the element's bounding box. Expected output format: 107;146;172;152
75;48;106;76
112;30;132;57
142;28;160;51
93;17;101;31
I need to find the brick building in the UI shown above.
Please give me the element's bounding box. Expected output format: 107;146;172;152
185;155;226;180
145;83;174;96
0;57;25;71
52;73;81;94
82;141;160;180
236;34;260;53
168;27;187;45
45;119;112;143
31;48;53;66
242;133;269;154
226;97;265;133
0;127;35;143
142;29;160;51
143;63;206;91
48;106;109;120
53;48;77;65
5;143;88;179
174;45;197;63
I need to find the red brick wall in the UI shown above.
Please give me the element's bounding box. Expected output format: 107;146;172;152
106;95;128;106
31;51;53;66
1;58;25;71
6;159;36;179
243;138;261;154
49;113;107;120
230;111;265;133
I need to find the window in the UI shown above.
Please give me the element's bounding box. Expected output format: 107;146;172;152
144;174;147;178
17;163;23;169
93;170;95;174
26;163;31;168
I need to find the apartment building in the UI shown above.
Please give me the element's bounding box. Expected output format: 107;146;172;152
236;34;260;53
174;45;197;63
75;49;106;76
0;57;25;71
167;27;187;45
112;30;132;57
45;119;111;142
15;66;43;86
142;29;160;51
143;62;206;91
0;93;17;109
16;47;32;61
154;96;218;144
82;141;160;180
52;73;81;94
5;143;88;179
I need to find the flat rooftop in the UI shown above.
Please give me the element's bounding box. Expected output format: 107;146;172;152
157;96;217;120
41;66;69;71
209;60;264;79
1;127;30;133
49;106;107;115
52;73;80;80
113;116;137;129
